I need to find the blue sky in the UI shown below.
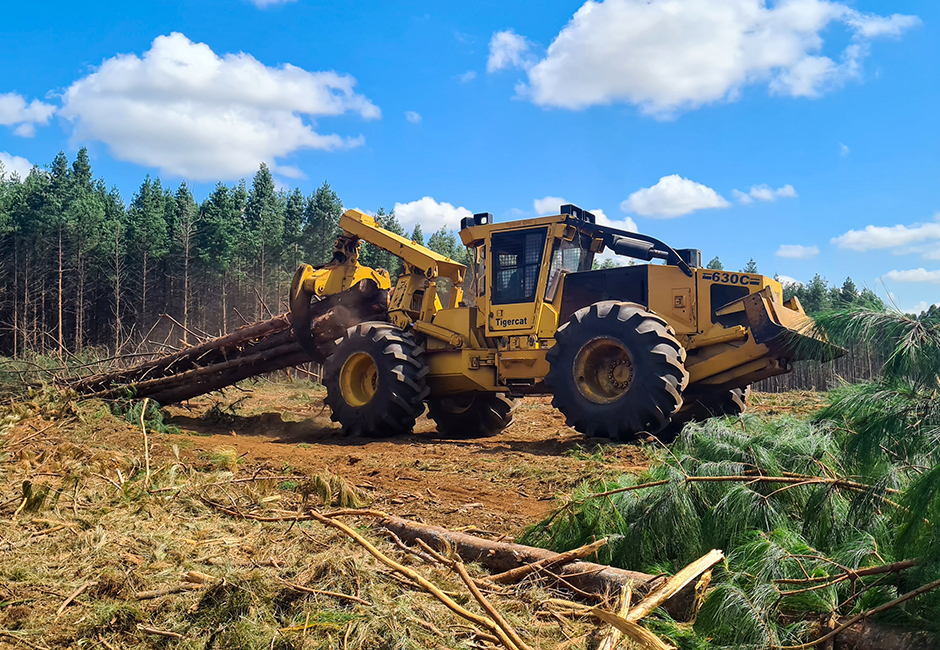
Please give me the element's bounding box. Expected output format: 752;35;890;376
1;0;937;312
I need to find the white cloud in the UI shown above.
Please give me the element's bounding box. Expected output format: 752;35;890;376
906;301;940;314
247;0;297;8
776;274;803;286
734;183;798;204
831;215;940;253
620;175;730;219
487;30;535;73
776;244;819;259
0;92;56;137
458;70;477;83
883;269;940;284
839;142;850;156
504;0;918;116
405;111;422;124
393;196;473;232
58;33;379;180
0;152;33;179
534;196;567;215
593;208;637;233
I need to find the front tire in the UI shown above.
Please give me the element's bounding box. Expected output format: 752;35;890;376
324;322;428;437
427;393;518;438
546;301;688;440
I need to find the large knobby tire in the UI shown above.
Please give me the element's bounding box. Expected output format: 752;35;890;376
426;393;519;438
546;301;689;441
658;386;750;441
324;322;429;437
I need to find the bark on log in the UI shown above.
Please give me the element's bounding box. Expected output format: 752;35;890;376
65;282;388;405
833;620;937;650
380;515;940;650
379;515;695;620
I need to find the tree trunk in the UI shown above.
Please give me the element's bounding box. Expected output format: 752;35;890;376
183;233;190;344
141;250;148;331
12;235;18;359
58;224;64;356
259;238;266;320
75;251;84;353
221;273;228;335
114;225;122;354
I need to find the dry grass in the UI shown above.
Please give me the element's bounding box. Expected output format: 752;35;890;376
0;397;602;650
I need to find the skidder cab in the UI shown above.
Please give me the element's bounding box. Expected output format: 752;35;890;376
291;205;842;441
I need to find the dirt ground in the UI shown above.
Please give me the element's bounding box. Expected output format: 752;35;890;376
4;382;817;537
0;383;826;649
152;383;650;535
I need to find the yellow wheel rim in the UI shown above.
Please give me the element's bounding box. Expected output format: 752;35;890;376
339;352;379;407
572;337;634;404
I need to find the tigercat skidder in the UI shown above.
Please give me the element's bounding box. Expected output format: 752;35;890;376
290;204;841;441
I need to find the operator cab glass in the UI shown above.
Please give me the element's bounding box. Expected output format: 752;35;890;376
491;228;548;305
545;236;594;301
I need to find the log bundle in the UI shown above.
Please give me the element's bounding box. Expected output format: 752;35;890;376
65;282;389;405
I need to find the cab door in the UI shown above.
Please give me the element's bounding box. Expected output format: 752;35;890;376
485;227;549;338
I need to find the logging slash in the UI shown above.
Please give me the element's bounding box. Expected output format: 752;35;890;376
64;281;388;404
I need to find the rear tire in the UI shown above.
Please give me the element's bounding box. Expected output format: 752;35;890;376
324;322;428;437
427;393;518;438
546;301;688;441
658;386;750;440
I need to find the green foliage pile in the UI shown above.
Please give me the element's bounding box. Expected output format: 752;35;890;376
525;306;940;647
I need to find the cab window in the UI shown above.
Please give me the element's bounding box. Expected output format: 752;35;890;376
491;228;547;305
545;237;593;301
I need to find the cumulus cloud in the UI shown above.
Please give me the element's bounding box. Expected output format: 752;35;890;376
593;208;637;233
0;152;33;179
776;274;803;286
733;184;797;204
0;92;56;137
393;197;473;232
500;0;918;116
58;33;379;180
458;70;477;83
534;196;567;215
906;301;940;314
776;244;819;259
831;215;940;254
487;30;535;72
621;175;730;219
883;269;940;284
405;111;422;124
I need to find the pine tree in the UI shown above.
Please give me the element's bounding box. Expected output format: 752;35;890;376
742;258;758;274
48;151;70;354
197;183;241;334
173;182;199;340
244;164;282;317
707;256;723;270
839;277;859;305
127;176;168;329
100;186;127;351
302;181;343;266
283;187;305;277
410;224;424;246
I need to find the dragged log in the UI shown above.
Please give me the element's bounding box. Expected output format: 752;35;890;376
65;281;388;404
379;515;697;620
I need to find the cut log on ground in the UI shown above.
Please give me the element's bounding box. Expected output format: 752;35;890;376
380;515;697;620
64;281;388;405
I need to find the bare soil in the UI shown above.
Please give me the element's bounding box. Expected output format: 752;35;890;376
154;383;648;535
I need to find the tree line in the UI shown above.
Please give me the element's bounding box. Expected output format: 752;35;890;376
0;150;466;358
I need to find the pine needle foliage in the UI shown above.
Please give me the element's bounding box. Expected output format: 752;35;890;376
523;411;940;646
526;304;940;646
